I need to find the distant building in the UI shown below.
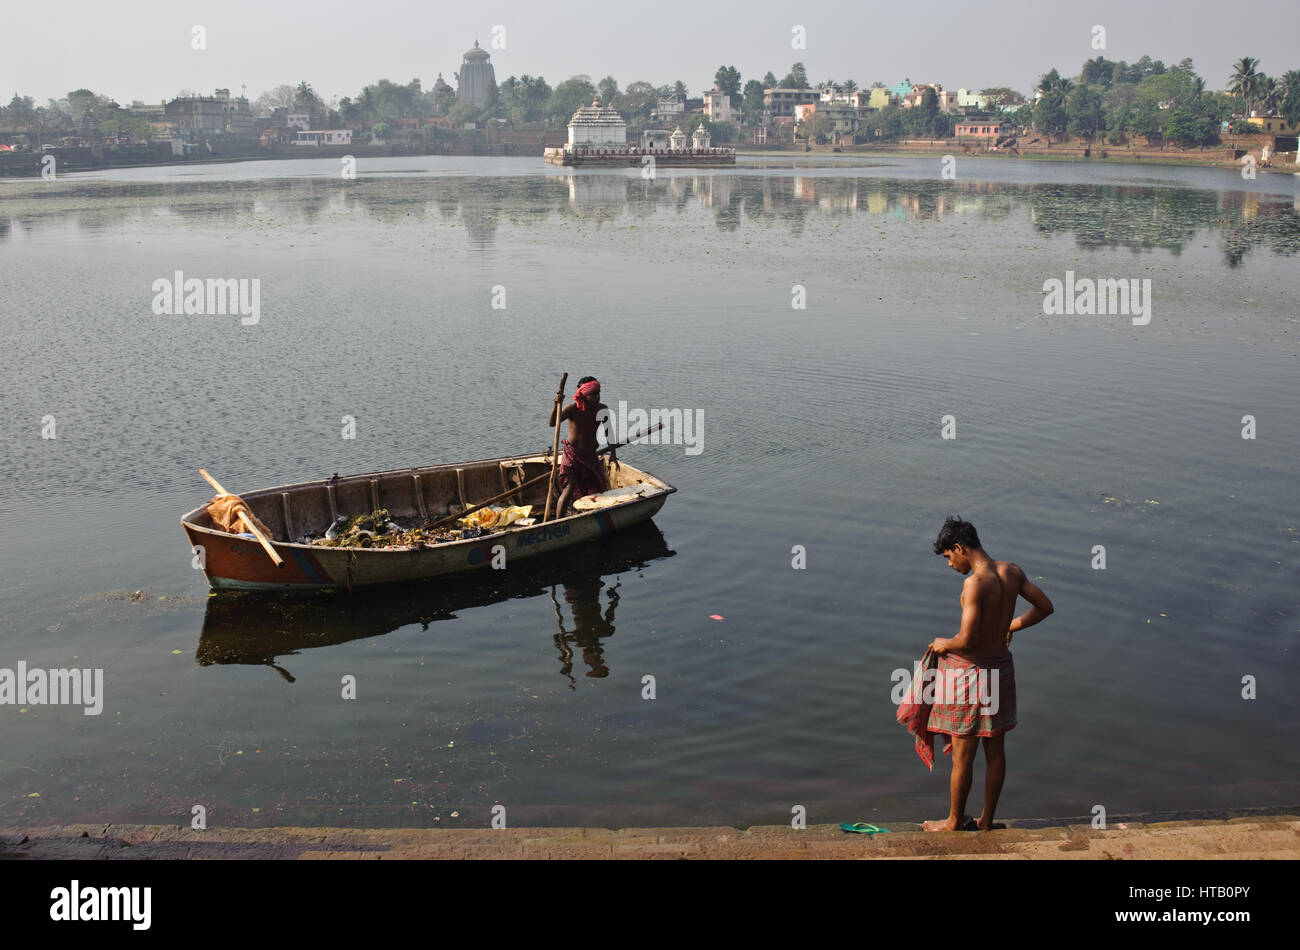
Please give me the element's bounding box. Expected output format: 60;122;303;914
164;88;256;138
431;74;455;112
957;88;988;110
287;113;311;130
902;83;957;113
818;84;852;104
1242;115;1300;152
652;96;685;121
954;118;1014;139
702;87;736;124
543;106;733;165
867;88;893;110
1242;115;1299;135
129;100;167;121
641;128;671;149
292;129;353;146
763;87;821;119
796;102;859;141
566;98;626;148
455;39;495;109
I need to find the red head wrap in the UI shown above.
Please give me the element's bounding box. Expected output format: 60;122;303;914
574;379;601;412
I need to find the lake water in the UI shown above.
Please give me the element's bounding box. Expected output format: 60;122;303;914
1;154;1297;829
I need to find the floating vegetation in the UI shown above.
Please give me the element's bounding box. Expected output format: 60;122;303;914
1096;492;1161;513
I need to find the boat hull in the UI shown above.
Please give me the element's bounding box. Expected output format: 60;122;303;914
181;454;674;592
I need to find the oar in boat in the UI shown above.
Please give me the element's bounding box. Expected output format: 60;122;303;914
543;373;568;523
421;421;668;534
198;468;285;568
600;421;664;453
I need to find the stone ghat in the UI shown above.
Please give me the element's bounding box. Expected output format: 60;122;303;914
544;147;735;166
5;814;1298;859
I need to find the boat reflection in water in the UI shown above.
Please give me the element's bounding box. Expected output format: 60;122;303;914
197;521;674;684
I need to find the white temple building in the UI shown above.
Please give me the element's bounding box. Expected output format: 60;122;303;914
566;98;627;149
544;99;734;165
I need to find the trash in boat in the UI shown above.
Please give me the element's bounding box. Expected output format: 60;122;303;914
306;505;533;549
458;505;533;530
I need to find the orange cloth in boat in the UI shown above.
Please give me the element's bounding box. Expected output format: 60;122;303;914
206;493;273;537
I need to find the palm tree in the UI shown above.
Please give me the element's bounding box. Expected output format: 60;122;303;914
1280;70;1300;126
1257;75;1279;114
1057;78;1075;95
1229;57;1260;113
843;79;858;94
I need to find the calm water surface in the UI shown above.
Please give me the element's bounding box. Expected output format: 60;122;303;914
1;154;1297;828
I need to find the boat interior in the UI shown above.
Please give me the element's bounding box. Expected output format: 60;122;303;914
183;455;666;544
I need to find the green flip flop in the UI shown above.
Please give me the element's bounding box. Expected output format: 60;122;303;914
839;822;890;835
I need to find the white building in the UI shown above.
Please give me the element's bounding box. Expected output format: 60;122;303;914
818;84;852;104
641;129;672;149
287;113;311;130
702;87;736;124
566;98;627;148
292;129;353;146
652;96;685;120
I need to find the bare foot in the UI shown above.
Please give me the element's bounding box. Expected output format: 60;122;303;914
922;818;958;831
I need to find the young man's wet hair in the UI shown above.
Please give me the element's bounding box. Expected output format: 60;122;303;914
933;515;982;555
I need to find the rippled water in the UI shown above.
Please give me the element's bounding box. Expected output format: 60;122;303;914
1;155;1297;828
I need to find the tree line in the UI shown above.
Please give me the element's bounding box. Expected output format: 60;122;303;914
5;55;1297;149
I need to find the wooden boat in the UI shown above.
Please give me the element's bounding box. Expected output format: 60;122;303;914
181;452;675;592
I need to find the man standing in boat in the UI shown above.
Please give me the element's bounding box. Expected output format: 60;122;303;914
549;376;614;517
921;516;1054;832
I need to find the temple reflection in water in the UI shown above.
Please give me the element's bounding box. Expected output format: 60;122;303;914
3;170;1297;267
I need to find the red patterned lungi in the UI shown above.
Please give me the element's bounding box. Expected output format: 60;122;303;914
896;647;1017;770
558;439;607;500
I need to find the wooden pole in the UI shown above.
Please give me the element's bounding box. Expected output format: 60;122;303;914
542;373;568;522
199;468;285;569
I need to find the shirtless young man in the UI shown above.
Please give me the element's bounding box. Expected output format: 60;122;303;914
922;516;1054;832
548;376;615;518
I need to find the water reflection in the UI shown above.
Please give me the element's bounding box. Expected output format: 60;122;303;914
550;576;619;685
4;173;1298;266
196;521;673;682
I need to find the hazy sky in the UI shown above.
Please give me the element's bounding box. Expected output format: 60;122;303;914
4;0;1298;106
